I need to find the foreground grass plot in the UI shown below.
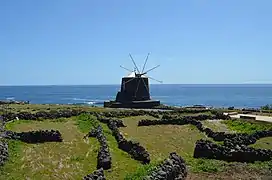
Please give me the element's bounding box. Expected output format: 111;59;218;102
1;119;99;180
1;108;272;180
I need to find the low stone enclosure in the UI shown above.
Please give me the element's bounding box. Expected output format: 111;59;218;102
85;125;112;170
0;129;63;168
138;115;272;163
83;152;187;180
0;108;271;179
1;107;225;123
83;168;106;180
4;130;63;143
2;109;163;122
144;152;187;180
0;109;192;180
102;117;151;164
0;141;8;166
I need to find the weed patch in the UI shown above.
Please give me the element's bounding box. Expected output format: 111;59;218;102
124;161;161;180
75;113;99;133
222;119;272;134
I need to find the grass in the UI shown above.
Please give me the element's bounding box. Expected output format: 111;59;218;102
99;123;141;179
5;104;107;114
1;118;100;180
202;120;233;133
123;161;161;180
75;113;100;133
222;119;272;150
250;137;272;149
1;107;272;180
222;119;272;134
119;116;226;173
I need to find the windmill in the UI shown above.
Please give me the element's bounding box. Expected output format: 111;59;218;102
104;53;162;108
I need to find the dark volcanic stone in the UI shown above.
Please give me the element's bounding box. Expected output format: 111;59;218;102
4;130;63;143
193;139;272;162
0;141;8;166
144;152;187;180
106;119;150;164
83;168;106;180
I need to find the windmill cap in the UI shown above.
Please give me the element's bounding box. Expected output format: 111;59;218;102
125;72;148;78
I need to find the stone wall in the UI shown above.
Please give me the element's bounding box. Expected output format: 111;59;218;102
144;152;187;180
4;130;63;143
83;168;106;180
194;139;272;163
105;119;150;164
0;141;8;166
86;125;111;170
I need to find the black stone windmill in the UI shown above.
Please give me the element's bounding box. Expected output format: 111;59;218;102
104;53;162;108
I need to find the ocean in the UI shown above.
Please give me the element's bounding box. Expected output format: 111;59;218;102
1;84;272;108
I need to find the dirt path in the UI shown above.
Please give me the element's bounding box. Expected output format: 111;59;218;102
203;120;233;133
229;114;272;123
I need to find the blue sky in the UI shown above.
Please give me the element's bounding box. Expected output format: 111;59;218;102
1;0;271;85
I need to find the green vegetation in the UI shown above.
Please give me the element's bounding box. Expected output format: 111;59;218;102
75;113;99;133
222;119;272;134
187;158;226;173
222;119;272;150
1;118;99;180
261;104;272;110
124;161;161;180
1;105;272;179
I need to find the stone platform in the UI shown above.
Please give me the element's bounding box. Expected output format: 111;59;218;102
104;100;160;109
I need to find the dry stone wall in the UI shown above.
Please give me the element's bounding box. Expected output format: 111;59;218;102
144;152;187;180
194;139;272;163
0;141;8;166
4;130;63;143
83;168;106;180
86;125;112;170
103;118;150;164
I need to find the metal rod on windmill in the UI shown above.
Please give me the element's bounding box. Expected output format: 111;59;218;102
104;53;162;108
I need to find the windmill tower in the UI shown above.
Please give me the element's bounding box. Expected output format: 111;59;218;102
104;53;162;108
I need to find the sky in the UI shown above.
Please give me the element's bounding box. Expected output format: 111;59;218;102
1;0;272;85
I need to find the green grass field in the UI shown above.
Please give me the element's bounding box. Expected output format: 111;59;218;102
1;105;272;180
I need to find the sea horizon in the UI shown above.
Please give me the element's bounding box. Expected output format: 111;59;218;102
1;84;272;108
1;83;272;87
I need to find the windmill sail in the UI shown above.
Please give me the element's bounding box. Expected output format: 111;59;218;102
104;53;162;108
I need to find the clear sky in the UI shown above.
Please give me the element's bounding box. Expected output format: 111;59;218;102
1;0;272;85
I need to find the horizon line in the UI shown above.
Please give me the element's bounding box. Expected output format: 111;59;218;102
1;83;272;87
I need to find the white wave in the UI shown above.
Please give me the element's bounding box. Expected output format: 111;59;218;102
6;97;15;100
86;101;95;105
73;98;89;101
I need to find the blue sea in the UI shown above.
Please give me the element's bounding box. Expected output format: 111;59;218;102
1;84;272;108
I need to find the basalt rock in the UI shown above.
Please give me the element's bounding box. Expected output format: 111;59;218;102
107;120;150;164
193;139;272;163
100;110;161;119
144;152;187;180
83;168;106;180
4;130;63;143
139;113;230;127
0;141;8;166
2;109;162;122
86;125;111;170
223;130;272;147
138;117;272;146
2;109;85;122
96;117;126;128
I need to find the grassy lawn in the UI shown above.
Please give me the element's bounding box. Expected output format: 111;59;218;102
0;115;142;180
120;116;272;179
222;119;272;134
1;110;272;180
0;118;100;180
2;104;119;114
202;120;234;133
